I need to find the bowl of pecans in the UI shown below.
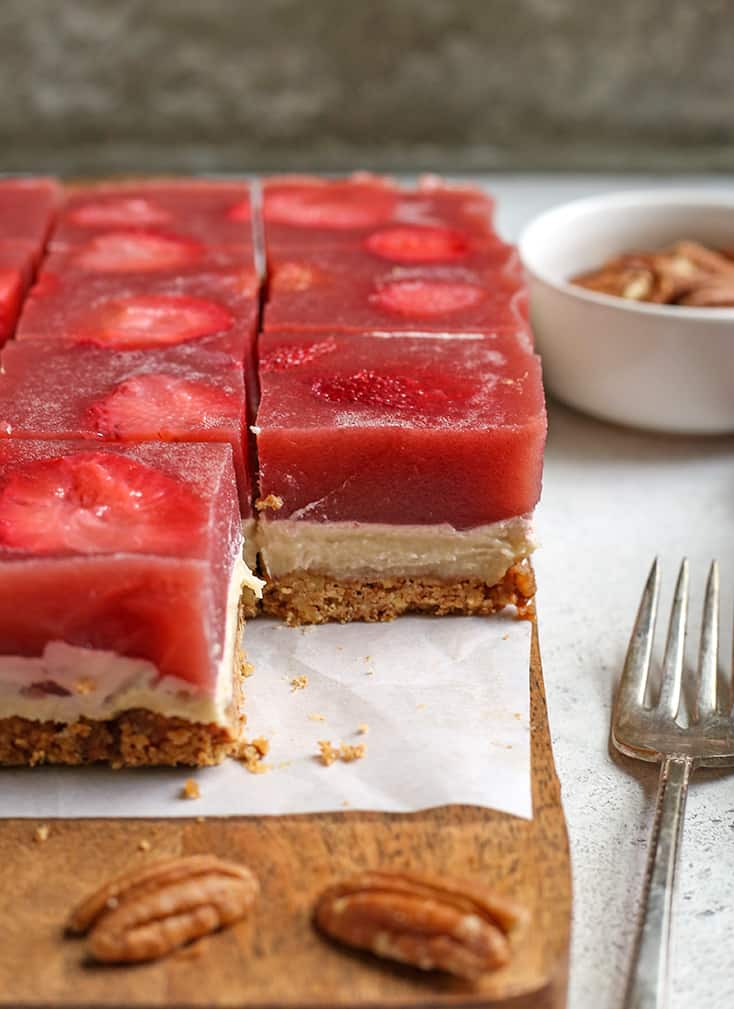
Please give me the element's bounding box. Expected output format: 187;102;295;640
519;190;734;433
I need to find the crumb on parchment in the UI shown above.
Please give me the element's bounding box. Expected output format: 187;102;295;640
308;712;326;722
318;740;367;767
181;778;200;800
290;674;308;692
33;825;50;844
234;736;271;774
357;723;369;735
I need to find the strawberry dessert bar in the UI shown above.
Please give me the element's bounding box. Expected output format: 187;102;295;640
0;177;61;345
0;340;254;525
255;329;545;623
0;177;61;261
262;174;498;252
52;179;255;251
0;440;261;766
264;246;527;336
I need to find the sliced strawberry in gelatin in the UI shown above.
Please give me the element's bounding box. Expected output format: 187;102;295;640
80;294;234;349
72;230;203;273
87;373;241;440
364;226;471;263
0;451;205;557
265;181;398;229
370;278;486;317
68;197;171;229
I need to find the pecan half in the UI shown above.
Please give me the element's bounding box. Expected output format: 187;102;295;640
314;869;525;980
571;239;734;307
68;854;259;963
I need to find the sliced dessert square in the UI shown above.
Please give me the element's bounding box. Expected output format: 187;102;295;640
52;180;254;248
262;175;497;251
16;263;259;360
44;231;253;279
0;177;61;259
264;246;527;335
0;440;262;766
254;329;546;624
0;341;254;524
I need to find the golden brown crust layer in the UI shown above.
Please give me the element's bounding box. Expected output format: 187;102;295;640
0;710;239;768
0;607;249;768
260;561;536;626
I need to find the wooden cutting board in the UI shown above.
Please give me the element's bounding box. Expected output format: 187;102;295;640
0;622;571;1009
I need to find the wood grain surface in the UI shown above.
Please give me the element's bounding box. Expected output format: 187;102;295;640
0;623;571;1009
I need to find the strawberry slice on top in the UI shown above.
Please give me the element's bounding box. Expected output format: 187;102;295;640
75;294;234;349
87;373;242;440
370;278;486;317
0;451;206;557
67;197;171;229
364;226;472;264
69;230;204;273
264;179;398;230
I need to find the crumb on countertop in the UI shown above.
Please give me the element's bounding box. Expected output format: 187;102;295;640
290;674;308;692
138;839;151;852
318;740;367;767
181;778;200;800
33;824;50;844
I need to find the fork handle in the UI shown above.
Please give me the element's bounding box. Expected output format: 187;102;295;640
625;755;692;1009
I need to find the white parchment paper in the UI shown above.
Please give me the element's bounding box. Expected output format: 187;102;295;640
0;615;532;820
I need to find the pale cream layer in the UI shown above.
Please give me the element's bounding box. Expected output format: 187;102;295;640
0;555;259;726
256;516;535;582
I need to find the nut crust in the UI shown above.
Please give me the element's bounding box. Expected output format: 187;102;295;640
314;869;526;981
68;854;259;963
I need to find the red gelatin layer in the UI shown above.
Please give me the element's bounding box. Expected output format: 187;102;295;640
256;330;546;528
0;342;252;514
264;247;527;335
0;440;241;690
263;175;497;251
53;180;253;248
17;266;259;361
0;177;61;251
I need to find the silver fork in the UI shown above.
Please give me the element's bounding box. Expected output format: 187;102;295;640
612;558;734;1009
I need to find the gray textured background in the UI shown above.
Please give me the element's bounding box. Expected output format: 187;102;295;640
1;0;733;175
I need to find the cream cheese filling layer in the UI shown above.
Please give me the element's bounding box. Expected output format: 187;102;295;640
0;555;253;726
257;516;535;582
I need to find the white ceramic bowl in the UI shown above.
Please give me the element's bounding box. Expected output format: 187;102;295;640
519;190;734;434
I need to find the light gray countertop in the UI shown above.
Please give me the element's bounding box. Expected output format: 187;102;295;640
491;175;734;1009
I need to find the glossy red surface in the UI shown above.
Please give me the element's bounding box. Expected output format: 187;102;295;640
0;342;252;513
0;440;241;688
17;266;258;360
54;180;253;248
264;246;527;335
262;175;497;251
256;329;545;528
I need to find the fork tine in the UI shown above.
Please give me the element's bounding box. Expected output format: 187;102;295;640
696;560;720;720
618;557;660;711
657;559;688;718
